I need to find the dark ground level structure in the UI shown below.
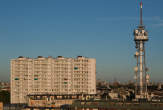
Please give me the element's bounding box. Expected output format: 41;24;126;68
4;101;163;110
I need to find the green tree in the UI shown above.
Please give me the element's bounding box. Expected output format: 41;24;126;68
0;91;10;104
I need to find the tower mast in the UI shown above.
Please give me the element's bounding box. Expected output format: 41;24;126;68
134;0;149;98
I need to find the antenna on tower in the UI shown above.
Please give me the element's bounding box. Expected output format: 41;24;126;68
140;0;143;26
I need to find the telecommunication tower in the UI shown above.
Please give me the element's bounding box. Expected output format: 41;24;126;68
133;1;150;98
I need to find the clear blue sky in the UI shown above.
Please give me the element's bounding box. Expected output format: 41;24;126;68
0;0;163;82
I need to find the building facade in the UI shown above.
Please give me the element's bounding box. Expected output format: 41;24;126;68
11;56;96;104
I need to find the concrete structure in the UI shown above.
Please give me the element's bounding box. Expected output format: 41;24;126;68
11;56;96;104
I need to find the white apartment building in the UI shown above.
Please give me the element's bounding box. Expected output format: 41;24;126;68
10;56;96;104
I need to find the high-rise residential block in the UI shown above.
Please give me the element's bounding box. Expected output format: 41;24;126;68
11;56;96;104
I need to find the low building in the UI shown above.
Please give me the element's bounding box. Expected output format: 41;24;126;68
108;92;119;100
24;94;95;109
